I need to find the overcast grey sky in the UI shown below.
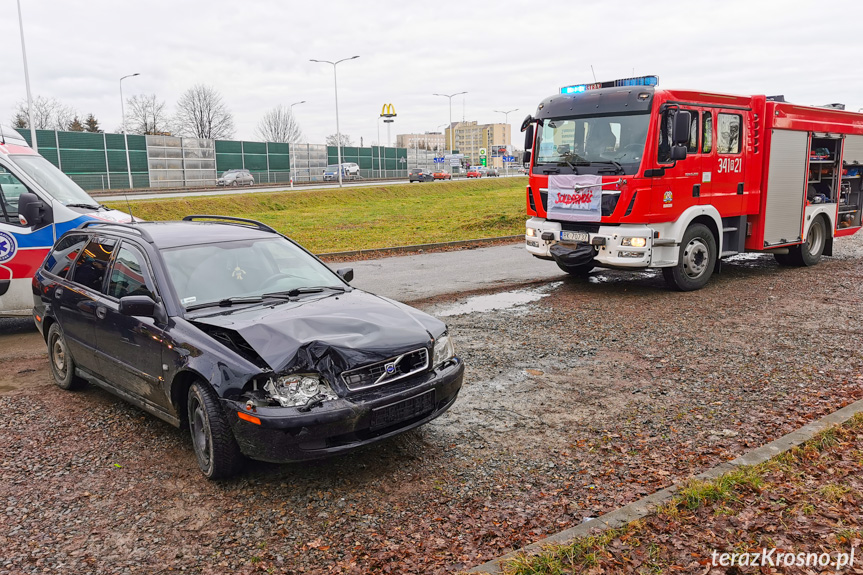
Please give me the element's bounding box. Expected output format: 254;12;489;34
3;0;861;146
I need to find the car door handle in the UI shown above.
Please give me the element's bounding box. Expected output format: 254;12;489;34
54;288;63;299
95;307;107;320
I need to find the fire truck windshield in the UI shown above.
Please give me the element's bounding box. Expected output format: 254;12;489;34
535;113;650;175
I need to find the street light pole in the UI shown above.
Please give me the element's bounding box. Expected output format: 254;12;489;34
16;0;37;152
120;73;140;189
288;100;306;189
493;108;518;177
310;56;359;188
433;91;467;157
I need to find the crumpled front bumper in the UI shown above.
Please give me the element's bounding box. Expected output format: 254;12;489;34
222;359;465;463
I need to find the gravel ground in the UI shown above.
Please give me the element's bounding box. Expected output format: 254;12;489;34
3;235;863;574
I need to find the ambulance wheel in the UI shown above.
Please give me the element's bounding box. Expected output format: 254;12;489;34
556;261;594;276
788;216;826;266
662;223;716;291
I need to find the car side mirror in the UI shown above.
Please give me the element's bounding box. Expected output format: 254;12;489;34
672;111;691;145
670;145;687;161
522;150;531;168
119;295;157;317
336;268;354;283
17;192;47;228
523;124;534;151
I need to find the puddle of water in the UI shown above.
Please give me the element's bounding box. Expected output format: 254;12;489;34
436;283;561;317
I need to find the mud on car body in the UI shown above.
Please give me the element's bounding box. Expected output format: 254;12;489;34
32;216;464;478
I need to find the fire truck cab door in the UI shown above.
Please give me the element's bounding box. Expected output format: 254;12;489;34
703;110;746;215
653;107;702;215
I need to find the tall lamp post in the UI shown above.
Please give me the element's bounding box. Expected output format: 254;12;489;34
310;55;359;188
16;0;37;151
433;91;467;156
493;108;518;176
288;100;305;189
120;73;140;189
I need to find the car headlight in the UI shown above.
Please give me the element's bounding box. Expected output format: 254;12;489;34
264;374;337;408
432;333;456;368
621;237;647;248
526;227;537;237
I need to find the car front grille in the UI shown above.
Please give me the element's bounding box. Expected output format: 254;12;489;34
341;348;429;391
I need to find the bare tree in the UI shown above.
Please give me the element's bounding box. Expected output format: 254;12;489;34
125;94;172;135
174;84;235;139
326;133;353;147
255;105;304;143
11;96;77;130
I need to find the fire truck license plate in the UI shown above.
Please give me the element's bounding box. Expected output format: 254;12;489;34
560;230;589;243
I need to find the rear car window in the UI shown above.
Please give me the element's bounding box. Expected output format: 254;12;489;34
43;234;89;279
71;236;117;292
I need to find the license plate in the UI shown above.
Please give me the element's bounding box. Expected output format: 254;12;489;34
560;230;589;243
370;391;435;430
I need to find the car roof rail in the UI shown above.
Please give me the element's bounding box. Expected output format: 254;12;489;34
181;215;278;234
79;220;154;242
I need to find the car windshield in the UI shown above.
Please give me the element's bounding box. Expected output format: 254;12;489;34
162;237;343;310
325;165;340;172
11;154;100;206
535;113;650;175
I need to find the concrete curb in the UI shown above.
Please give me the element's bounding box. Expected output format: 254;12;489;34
317;236;523;260
469;396;863;574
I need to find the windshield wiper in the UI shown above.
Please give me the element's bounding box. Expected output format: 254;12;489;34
592;160;625;174
185;296;268;311
65;203;101;209
264;285;347;298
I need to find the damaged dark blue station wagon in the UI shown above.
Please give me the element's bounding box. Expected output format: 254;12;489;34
33;216;464;478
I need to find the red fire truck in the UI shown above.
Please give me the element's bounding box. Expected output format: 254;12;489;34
522;75;863;290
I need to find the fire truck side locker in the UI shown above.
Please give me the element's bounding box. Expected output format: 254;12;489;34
842;136;863;229
761;129;808;247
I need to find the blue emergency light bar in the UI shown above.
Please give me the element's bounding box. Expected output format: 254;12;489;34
560;75;658;95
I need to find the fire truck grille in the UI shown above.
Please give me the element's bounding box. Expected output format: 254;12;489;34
341;348;429;391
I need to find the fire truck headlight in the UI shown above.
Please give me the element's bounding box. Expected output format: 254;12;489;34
621;237;647;248
526;227;537;237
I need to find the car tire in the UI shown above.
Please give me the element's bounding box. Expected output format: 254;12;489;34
231;181;238;187
662;223;716;291
788;216;826;266
47;323;86;390
773;252;794;266
188;381;243;479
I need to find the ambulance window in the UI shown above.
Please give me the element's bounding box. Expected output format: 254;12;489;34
702;112;713;154
71;236;118;292
0;167;31;225
717;113;742;154
43;234;89;279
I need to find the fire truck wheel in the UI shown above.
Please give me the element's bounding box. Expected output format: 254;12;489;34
789;216;826;266
662;223;716;291
556;262;594;276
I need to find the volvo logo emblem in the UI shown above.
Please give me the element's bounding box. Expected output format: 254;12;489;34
384;362;397;375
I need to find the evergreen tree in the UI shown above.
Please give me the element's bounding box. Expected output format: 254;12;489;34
67;116;85;132
84;113;102;133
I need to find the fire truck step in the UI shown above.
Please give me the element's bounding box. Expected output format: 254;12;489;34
721;251;739;257
722;227;738;233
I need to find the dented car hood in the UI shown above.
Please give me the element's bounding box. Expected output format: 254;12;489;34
188;289;445;378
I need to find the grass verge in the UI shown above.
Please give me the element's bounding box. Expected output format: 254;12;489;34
501;412;863;574
106;179;527;254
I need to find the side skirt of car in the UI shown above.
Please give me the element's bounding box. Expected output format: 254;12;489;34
76;366;182;427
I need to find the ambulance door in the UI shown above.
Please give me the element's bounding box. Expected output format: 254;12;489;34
0;164;55;315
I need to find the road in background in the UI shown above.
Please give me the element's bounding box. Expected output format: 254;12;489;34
96;174;526;202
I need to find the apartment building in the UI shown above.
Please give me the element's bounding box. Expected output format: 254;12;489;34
444;121;511;167
395;132;447;152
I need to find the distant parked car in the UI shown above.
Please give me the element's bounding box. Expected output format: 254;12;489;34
218;169;254;187
409;169;434;183
341;163;360;178
466;167;482;178
482;167;500;177
433;170;451;180
322;165;345;181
